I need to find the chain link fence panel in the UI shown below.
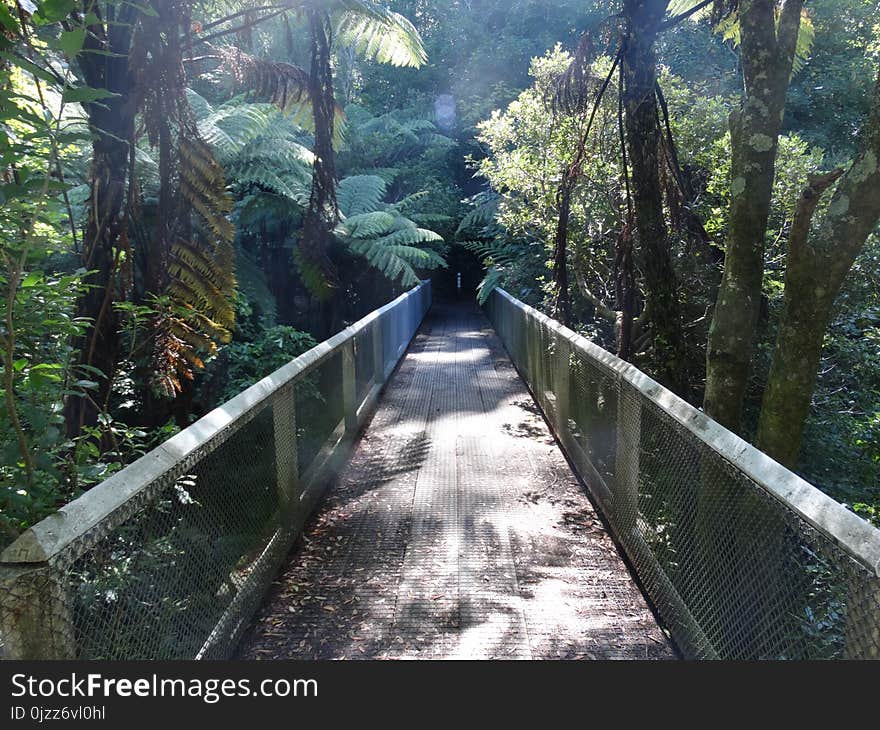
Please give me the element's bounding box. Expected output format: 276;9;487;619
0;281;431;660
486;287;880;659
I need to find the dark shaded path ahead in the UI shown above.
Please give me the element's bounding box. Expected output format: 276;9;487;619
239;301;674;659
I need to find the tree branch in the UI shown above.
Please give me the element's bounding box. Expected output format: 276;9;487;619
199;5;287;33
658;0;714;32
787;168;844;260
193;8;289;46
574;270;618;322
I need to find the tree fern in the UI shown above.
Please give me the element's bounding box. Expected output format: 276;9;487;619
337;174;388;216
332;2;428;68
190;91;314;208
457;192;500;235
210;46;347;146
331;174;447;287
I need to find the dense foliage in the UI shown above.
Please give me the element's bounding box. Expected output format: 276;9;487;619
0;0;878;554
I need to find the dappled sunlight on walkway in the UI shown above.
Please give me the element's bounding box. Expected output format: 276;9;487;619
238;301;674;660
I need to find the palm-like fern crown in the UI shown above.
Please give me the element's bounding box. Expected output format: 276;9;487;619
334;174;446;287
191;90;316;207
327;0;428;68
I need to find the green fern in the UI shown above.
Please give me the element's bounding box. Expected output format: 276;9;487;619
337;174;388;216
332;174;447;286
339;210;397;238
476;268;504;305
461;238;520;269
332;3;428;68
190;91;314;208
457;192;500;235
669;2;815;75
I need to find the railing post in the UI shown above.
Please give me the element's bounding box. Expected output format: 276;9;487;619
373;315;385;386
342;338;358;435
0;564;76;659
395;298;403;358
614;382;641;531
272;383;300;525
554;337;571;442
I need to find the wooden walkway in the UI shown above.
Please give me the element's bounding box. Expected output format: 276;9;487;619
239;301;674;659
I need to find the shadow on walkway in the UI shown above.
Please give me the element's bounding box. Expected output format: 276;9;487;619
238;300;675;659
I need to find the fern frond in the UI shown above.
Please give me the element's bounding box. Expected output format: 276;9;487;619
292;246;334;301
708;6;814;75
333;4;427;68
233;164;312;205
410;213;454;226
476;268;503;305
218;45;311;113
372;226;443;248
457;193;499;234
460;239;519;268
345;237;445;287
389;190;429;213
337;210;396;238
337;174;388;216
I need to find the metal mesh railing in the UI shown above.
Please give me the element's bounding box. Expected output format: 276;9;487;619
0;281;431;660
486;287;880;659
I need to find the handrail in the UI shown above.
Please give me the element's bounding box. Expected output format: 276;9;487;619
0;280;432;659
486;286;880;659
0;284;429;567
493;288;880;576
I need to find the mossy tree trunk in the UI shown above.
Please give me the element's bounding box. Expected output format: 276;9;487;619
703;0;804;432
64;1;139;438
298;7;339;299
621;0;688;397
756;70;880;468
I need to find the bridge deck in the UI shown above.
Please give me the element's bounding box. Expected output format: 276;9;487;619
239;301;674;659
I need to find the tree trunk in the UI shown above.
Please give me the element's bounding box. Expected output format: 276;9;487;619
703;0;804;432
614;224;635;361
756;70;880;468
298;7;339;298
621;0;688;396
64;3;138;438
552;176;574;328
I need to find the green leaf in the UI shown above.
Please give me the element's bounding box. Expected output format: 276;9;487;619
20;271;43;288
27;363;63;385
0;4;20;33
0;52;58;85
12;358;27;372
62;86;118;104
30;363;63;372
55;28;86;58
34;0;77;25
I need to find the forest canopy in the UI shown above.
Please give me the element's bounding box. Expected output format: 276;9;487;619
1;0;879;550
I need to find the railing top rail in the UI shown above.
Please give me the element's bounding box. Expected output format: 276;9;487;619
0;282;429;567
493;287;880;577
